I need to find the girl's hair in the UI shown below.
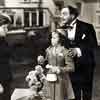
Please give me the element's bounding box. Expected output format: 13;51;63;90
49;29;66;46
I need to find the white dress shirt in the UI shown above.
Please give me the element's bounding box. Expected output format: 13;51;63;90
67;19;82;57
67;19;76;40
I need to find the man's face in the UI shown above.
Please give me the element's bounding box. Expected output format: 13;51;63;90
60;7;73;25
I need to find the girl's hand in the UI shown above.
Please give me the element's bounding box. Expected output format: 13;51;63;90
51;66;60;74
51;67;57;73
56;67;60;74
46;64;52;69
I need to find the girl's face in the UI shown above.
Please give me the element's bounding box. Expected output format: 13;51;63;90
51;32;59;46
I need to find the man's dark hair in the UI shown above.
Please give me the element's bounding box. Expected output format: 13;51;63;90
67;5;79;19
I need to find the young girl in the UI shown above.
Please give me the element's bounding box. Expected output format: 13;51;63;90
45;30;75;100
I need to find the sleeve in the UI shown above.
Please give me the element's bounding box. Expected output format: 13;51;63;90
75;24;98;67
60;49;75;73
45;48;48;61
45;47;50;62
44;48;49;73
88;24;97;48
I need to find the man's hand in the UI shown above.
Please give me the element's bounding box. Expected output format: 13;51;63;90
0;84;4;94
68;48;82;57
67;48;77;57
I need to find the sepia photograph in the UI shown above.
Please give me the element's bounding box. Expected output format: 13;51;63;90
0;0;99;100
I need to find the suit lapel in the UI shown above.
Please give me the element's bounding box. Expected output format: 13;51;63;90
75;20;82;42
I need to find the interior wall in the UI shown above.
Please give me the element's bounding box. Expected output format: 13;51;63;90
80;2;96;24
80;1;100;45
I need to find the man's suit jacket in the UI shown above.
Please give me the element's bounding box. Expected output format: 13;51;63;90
66;19;98;82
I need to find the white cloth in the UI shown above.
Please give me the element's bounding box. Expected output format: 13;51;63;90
75;48;82;57
67;19;76;40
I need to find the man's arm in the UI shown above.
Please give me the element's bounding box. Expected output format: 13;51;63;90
74;24;97;58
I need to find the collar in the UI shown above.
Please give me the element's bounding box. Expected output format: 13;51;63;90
52;44;61;48
59;19;77;29
65;19;77;30
70;19;77;26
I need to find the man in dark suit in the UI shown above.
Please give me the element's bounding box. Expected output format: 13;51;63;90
0;13;12;100
59;5;97;100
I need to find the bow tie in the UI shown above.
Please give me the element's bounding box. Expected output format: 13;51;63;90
66;25;73;29
59;24;73;29
59;20;76;29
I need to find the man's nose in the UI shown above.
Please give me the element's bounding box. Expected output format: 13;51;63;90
60;15;63;19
